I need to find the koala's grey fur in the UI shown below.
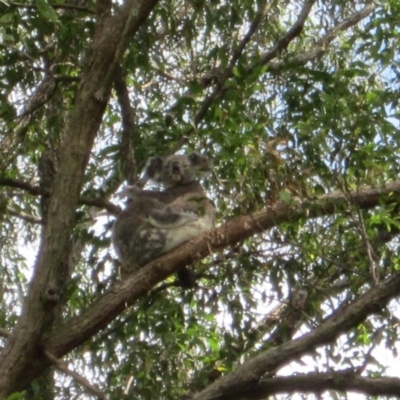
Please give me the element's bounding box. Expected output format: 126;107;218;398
112;153;215;282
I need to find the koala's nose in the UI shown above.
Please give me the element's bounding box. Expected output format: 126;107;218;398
172;162;181;173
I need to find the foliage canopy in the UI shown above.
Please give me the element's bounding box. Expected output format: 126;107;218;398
1;0;400;399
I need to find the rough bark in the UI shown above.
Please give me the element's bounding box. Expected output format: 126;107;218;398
220;373;400;400
0;0;158;396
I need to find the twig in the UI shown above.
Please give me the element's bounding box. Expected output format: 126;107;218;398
263;4;376;73
80;197;121;215
44;351;108;400
0;177;121;216
8;210;43;224
193;0;272;126
9;2;94;13
54;75;81;83
341;176;380;283
258;0;317;66
150;66;184;82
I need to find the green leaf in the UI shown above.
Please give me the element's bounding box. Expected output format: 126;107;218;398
278;190;291;204
36;0;59;23
0;13;13;23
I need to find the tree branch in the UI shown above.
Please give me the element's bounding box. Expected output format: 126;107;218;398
0;328;9;338
8;210;43;224
46;181;400;357
264;4;376;73
221;372;400;400
194;0;272;124
9;2;94;13
13;75;58;132
0;177;121;216
258;0;317;66
192;271;400;400
44;351;107;400
114;67;138;185
0;177;42;195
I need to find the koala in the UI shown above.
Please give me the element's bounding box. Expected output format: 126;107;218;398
112;152;215;286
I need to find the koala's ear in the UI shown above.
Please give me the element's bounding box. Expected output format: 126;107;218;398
188;152;211;169
144;156;164;181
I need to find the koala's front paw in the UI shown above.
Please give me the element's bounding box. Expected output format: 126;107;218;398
179;210;198;221
118;185;141;199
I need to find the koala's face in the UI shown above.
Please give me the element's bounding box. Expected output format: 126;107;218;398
162;155;196;186
146;152;210;187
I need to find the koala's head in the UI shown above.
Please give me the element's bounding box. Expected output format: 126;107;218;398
145;152;211;187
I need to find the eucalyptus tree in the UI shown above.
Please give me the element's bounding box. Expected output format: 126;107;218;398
1;0;400;399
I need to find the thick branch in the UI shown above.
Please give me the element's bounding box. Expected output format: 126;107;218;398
223;372;400;400
0;177;42;195
45;181;400;357
193;271;400;400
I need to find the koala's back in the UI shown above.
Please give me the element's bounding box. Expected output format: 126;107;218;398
113;181;214;272
112;197;167;269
